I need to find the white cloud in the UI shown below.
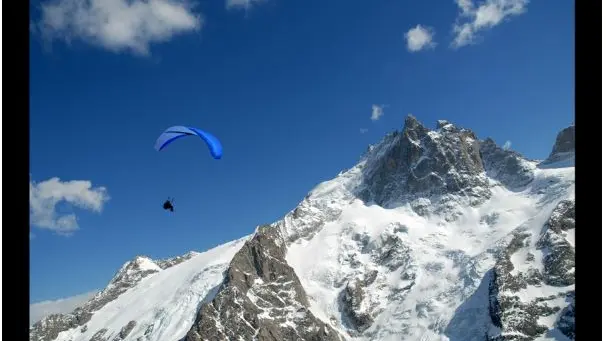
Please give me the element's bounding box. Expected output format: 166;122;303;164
34;0;203;55
226;0;265;10
405;25;436;52
502;140;512;150
30;177;110;236
371;104;386;121
452;0;528;48
30;290;99;325
360;128;369;134
456;0;475;14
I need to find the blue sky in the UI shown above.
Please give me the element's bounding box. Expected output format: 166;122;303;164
29;0;574;304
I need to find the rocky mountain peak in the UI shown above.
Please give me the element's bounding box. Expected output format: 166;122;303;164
436;119;449;129
30;253;183;341
107;256;161;288
542;125;575;165
403;114;429;137
551;125;575;155
358;115;490;214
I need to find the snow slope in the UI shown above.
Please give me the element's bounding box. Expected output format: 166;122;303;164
52;236;249;341
284;155;574;341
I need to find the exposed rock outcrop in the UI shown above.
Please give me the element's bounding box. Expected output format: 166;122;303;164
488;200;575;341
542;125;575;165
183;225;344;341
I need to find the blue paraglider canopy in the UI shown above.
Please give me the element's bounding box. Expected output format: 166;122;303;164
154;125;223;159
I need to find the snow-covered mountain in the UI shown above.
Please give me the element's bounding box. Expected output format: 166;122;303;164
30;115;575;341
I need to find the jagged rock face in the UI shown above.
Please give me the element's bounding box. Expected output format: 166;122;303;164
488;200;575;341
340;280;374;334
543;125;575;164
359;115;490;209
156;251;199;269
90;328;108;341
29;314;80;341
479;138;535;189
183;225;344;341
549;125;575;156
488;233;553;341
536;200;575;286
112;321;136;341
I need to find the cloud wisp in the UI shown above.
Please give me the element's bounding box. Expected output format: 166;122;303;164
226;0;265;10
30;177;110;236
34;0;203;55
405;25;436;52
371;104;386;121
360;128;369;134
502;140;512;150
452;0;529;48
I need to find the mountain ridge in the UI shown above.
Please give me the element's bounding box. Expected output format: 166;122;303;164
30;116;575;341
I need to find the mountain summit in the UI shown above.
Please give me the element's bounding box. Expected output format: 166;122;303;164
31;116;575;341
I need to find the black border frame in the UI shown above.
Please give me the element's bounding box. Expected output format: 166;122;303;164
572;1;602;340
6;0;33;336
7;0;600;339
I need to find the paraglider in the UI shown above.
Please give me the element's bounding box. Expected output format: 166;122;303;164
155;125;223;213
163;198;175;212
154;125;223;159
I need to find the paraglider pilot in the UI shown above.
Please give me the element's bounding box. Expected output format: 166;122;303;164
163;198;174;212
